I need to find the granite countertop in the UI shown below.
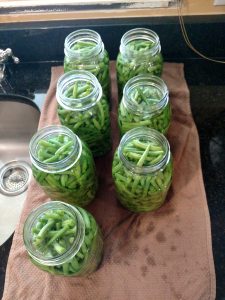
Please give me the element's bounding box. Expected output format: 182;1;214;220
0;60;224;299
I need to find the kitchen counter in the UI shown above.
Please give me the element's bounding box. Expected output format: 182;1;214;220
0;59;224;299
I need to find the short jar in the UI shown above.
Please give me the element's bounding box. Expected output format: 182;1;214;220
112;127;172;212
64;29;110;97
118;74;171;135
116;28;163;96
29;125;97;206
56;70;111;157
23;201;103;276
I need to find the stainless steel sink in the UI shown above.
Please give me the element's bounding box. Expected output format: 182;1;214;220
0;94;40;245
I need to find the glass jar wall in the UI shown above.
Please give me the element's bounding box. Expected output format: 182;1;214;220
112;127;172;212
118;75;171;136
29;125;97;206
23;201;103;276
64;29;110;98
56;70;111;157
116;28;163;96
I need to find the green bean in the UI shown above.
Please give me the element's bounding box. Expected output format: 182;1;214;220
112;137;172;212
116;39;163;96
29;207;103;276
58;80;111;157
32;134;97;207
118;84;171;135
64;41;110;98
72;41;96;49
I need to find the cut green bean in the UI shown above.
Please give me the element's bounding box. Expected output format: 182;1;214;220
57;79;111;157
28;206;103;276
64;40;110;98
112;136;173;212
118;83;171;135
116;39;163;96
32;133;97;206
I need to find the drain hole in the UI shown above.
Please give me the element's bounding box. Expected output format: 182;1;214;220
0;161;32;196
3;167;28;192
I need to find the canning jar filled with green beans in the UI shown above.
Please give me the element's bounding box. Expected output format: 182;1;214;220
116;28;163;96
29;125;98;206
64;29;110;98
118;74;171;135
112;127;172;212
23;201;103;276
57;70;111;157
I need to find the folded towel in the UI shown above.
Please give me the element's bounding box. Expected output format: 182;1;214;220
2;62;216;300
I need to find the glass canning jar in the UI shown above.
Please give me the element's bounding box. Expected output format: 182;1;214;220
29;125;97;206
118;74;171;136
56;70;111;157
64;29;110;98
112;127;172;213
23;201;103;277
116;28;163;96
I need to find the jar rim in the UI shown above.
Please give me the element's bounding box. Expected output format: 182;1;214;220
29;125;82;173
118;127;170;174
56;70;102;111
122;74;169;115
120;28;161;59
23;201;85;266
64;29;104;60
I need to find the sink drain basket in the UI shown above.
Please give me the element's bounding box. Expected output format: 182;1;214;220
0;161;32;196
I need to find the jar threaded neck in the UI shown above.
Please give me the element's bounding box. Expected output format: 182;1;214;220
120;28;161;60
29;125;82;173
122;74;169;115
56;70;102;111
23;201;85;266
118;127;170;174
64;29;104;60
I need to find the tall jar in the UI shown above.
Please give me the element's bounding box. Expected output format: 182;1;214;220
29;125;98;206
116;28;163;96
64;29;110;98
118;74;171;136
56;70;111;157
112;127;172;212
23;201;103;276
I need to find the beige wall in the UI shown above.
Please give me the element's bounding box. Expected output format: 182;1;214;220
0;0;225;24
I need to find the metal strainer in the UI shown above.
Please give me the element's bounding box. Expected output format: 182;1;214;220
0;161;32;196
